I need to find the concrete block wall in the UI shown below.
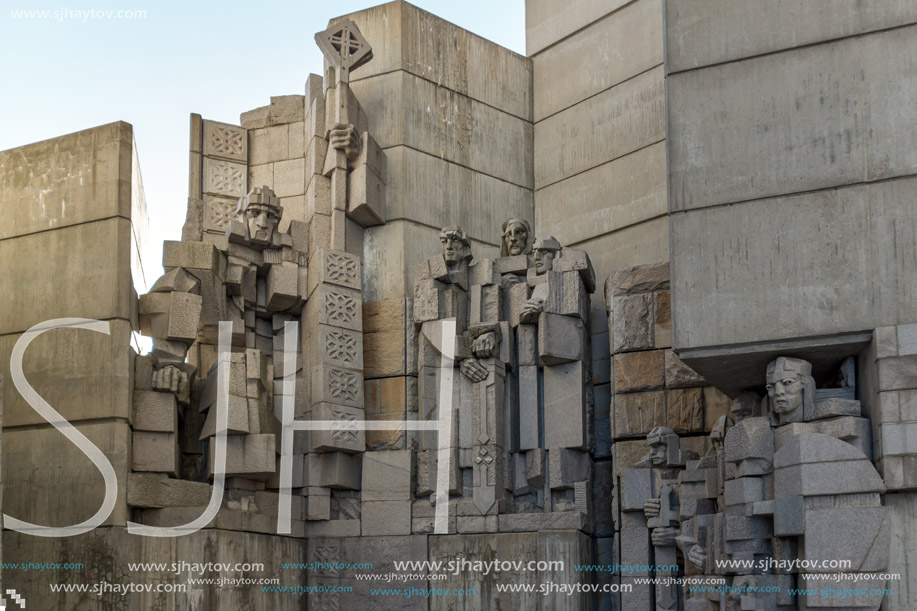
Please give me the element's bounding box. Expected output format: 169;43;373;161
667;2;917;386
0;123;148;606
335;1;535;303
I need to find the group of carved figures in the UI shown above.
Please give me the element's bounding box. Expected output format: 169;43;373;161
413;220;596;516
624;356;889;611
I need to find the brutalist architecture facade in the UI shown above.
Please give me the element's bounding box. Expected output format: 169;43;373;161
1;1;916;609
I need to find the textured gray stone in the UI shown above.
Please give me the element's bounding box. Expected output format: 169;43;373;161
362;450;411;501
612;294;653;353
127;473;213;509
664;350;706;388
361;501;412;536
620;468;654;513
132;390;178;433
538;312;587;365
548;448;591;489
544;361;587;449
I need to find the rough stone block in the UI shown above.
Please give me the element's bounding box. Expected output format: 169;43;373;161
548;448;590;489
544;361;587;449
611;263;670;297
538;312;587;365
362;501;412;536
724;477;766;507
613;390;666;439
667;387;704;434
311;363;364;409
266;261;301;311
518;365;540;450
270;95;305;125
469;283;503;324
774;496;805;537
614;349;665;393
876;325;899;358
133;431;179;476
362;450;412;501
208;434;276;480
812;397;861;419
317;452;362;490
612;294;653;353
543;270;589;320
311;403;366;454
664;350;705;388
133;390;178;433
127;473;212;509
363;300;407;377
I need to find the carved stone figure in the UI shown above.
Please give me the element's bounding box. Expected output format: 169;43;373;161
500;217;533;257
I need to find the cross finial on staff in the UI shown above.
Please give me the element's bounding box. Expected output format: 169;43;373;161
314;19;373;85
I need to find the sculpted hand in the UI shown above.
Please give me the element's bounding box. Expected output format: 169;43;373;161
519;298;544;323
687;545;707;572
460;358;488;383
329;123;361;161
152;365;190;404
651;527;678;548
472;332;497;359
643;498;661;519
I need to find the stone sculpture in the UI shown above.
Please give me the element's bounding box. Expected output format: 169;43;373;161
128;20;386;542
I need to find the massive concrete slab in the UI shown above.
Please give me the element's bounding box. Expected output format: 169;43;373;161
535;65;664;189
535;142;666;246
336;0;533;122
672;177;917;354
666;0;917;73
668;25;917;211
350;70;533;189
533;0;662;121
526;0;633;56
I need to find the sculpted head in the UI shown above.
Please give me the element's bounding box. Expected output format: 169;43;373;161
500;218;533;257
766;356;814;424
532;236;562;275
237;186;282;246
439;226;472;266
646;426;677;467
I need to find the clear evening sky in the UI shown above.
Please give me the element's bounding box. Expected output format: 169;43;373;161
0;0;525;270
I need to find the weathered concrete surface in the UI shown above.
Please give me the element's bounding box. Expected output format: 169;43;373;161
383;146;533;246
429;531;593;610
668;25;917;212
0;122;136;240
3;527;308;610
363;220;499;302
0;217;135;336
533;0;662;121
3;420;131;528
0;319;133;427
535;142;666;247
886;493;917;610
671;178;917;352
526;0;632;56
535;64;664;189
666;0;917;73
336;1;532;122
350;71;533;189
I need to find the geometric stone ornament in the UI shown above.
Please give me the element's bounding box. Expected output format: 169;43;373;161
203;158;247;198
314;19;373;80
203;120;247;162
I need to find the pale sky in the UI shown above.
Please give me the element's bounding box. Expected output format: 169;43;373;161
0;0;525;274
